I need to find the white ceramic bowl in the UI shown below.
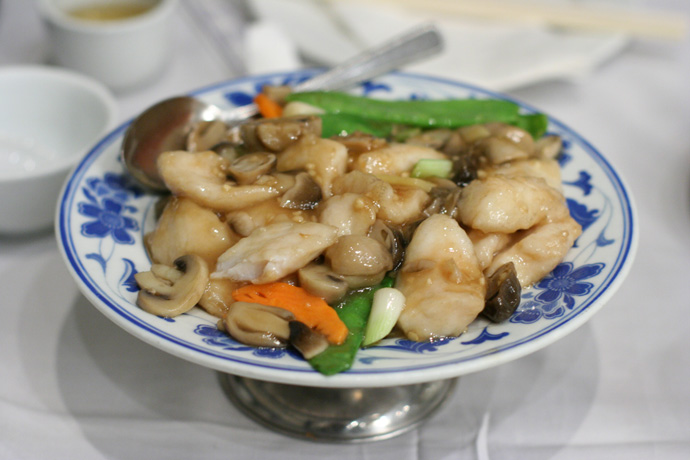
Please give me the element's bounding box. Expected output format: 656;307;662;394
0;65;118;234
38;0;177;92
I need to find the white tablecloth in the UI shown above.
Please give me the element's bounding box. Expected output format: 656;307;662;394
1;1;689;458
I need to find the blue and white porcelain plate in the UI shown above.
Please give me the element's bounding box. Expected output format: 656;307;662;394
56;71;637;388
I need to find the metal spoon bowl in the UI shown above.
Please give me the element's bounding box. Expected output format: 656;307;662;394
121;23;443;191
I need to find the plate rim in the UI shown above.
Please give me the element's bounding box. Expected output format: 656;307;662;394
56;70;638;388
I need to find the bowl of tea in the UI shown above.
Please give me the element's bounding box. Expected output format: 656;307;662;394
38;0;177;91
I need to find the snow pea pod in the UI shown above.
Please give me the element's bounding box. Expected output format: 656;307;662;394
319;113;395;138
513;113;549;140
309;276;395;376
286;91;521;128
287;91;548;139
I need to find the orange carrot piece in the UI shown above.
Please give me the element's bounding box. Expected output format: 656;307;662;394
254;93;283;118
232;282;348;345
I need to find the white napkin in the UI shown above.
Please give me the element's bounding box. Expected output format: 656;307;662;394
245;0;630;91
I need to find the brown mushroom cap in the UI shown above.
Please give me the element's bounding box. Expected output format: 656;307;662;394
279;172;322;210
289;321;329;359
482;262;521;322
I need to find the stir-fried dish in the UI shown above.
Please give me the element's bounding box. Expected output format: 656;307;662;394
134;88;581;375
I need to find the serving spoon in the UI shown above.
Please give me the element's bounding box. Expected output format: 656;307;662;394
121;23;443;191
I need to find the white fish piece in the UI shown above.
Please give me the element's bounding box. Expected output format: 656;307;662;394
318;193;377;237
463;163;582;287
396;214;486;341
332;171;430;225
486;215;582;287
483;158;563;192
351;143;447;176
212;221;338;284
157;150;279;212
467;229;512;271
226;198;316;237
276;135;348;198
457;174;567;234
145;196;238;268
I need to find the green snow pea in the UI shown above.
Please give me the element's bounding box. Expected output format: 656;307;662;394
286;91;548;139
308;276;395;376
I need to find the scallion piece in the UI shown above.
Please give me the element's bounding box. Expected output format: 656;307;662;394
362;287;406;347
410;159;453;179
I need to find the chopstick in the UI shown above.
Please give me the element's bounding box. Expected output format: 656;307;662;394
321;0;688;41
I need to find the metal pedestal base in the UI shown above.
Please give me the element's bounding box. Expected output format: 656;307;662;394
218;374;457;443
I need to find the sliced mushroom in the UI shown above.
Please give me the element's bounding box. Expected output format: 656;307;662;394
298;263;348;304
211;141;240;163
367;220;405;270
422;186;463;219
342;272;386;289
222;301;295;347
332;132;387;155
449;148;484;187
279;171;322;210
289;321;329;359
187;120;229;152
135;255;209;317
227;152;276;185
482;262;521;322
239;115;322;153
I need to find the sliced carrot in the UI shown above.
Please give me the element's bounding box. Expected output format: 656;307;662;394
232;282;348;345
254;93;283;118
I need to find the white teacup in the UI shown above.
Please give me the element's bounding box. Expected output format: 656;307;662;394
38;0;177;92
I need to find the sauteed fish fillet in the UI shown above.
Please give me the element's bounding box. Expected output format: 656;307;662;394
212;221;339;284
396;214;486;341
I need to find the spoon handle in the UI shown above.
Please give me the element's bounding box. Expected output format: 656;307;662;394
294;23;443;92
221;23;443;122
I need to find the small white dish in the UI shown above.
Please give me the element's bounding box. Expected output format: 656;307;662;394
0;65;117;234
56;70;637;388
38;0;177;92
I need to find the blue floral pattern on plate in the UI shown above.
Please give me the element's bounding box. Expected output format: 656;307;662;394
56;71;637;388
